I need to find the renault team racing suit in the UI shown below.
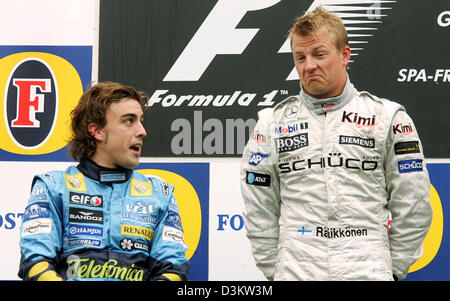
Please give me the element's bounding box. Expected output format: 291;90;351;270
18;159;190;281
241;77;433;281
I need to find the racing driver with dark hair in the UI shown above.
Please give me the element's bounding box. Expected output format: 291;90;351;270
18;82;190;281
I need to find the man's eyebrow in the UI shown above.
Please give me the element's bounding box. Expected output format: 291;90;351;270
121;112;145;120
120;113;138;118
120;113;145;121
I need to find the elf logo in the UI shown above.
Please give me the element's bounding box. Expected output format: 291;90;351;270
0;51;84;155
5;58;57;149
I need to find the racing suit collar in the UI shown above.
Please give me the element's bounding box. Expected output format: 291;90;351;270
299;74;356;115
77;158;132;184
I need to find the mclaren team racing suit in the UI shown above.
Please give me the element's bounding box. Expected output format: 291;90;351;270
240;77;433;281
18;159;190;281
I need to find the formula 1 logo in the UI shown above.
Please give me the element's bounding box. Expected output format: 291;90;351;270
163;0;396;81
0;48;88;156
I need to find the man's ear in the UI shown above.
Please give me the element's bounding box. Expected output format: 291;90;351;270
88;123;104;142
341;46;351;68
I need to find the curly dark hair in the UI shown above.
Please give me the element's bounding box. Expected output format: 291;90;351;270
68;82;149;161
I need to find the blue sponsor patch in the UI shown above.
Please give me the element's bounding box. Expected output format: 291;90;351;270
121;198;157;226
398;159;423;173
68;238;102;248
68;224;103;238
249;152;268;166
165;211;183;231
23;202;50;222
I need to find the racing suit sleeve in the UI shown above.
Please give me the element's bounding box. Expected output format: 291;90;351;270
18;176;64;281
148;190;190;281
240;108;281;281
385;109;433;280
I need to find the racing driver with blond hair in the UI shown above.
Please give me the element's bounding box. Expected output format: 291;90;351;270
240;7;432;281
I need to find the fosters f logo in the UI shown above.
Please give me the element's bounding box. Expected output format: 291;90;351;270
6;58;57;149
0;49;87;155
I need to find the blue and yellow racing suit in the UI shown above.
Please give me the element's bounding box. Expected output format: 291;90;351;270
18;159;190;281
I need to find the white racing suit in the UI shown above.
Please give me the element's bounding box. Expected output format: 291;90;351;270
240;77;432;280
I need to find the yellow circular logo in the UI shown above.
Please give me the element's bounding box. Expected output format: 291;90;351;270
137;169;202;260
0;52;83;154
409;184;444;273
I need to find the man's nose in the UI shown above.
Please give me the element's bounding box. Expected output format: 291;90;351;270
137;121;147;138
304;57;317;72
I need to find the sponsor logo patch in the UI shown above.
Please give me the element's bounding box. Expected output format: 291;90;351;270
22;218;52;236
249;152;268;166
120;238;149;252
339;135;375;148
394;141;420;155
69;207;103;224
246;171;271;187
120;224;154;241
68;224;103;238
275;133;308;153
69;192;103;208
23;202;50;222
67;238;101;248
398;159;423;173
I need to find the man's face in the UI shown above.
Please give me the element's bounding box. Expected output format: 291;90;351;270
91;98;147;169
291;33;350;99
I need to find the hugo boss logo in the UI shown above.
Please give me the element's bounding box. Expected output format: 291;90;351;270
0;51;83;155
275;133;309;153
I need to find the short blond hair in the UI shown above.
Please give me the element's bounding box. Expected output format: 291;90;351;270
288;6;349;51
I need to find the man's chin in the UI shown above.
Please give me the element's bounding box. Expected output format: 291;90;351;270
303;85;329;99
120;159;140;170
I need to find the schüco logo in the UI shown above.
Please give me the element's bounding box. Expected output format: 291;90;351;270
0;52;83;155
